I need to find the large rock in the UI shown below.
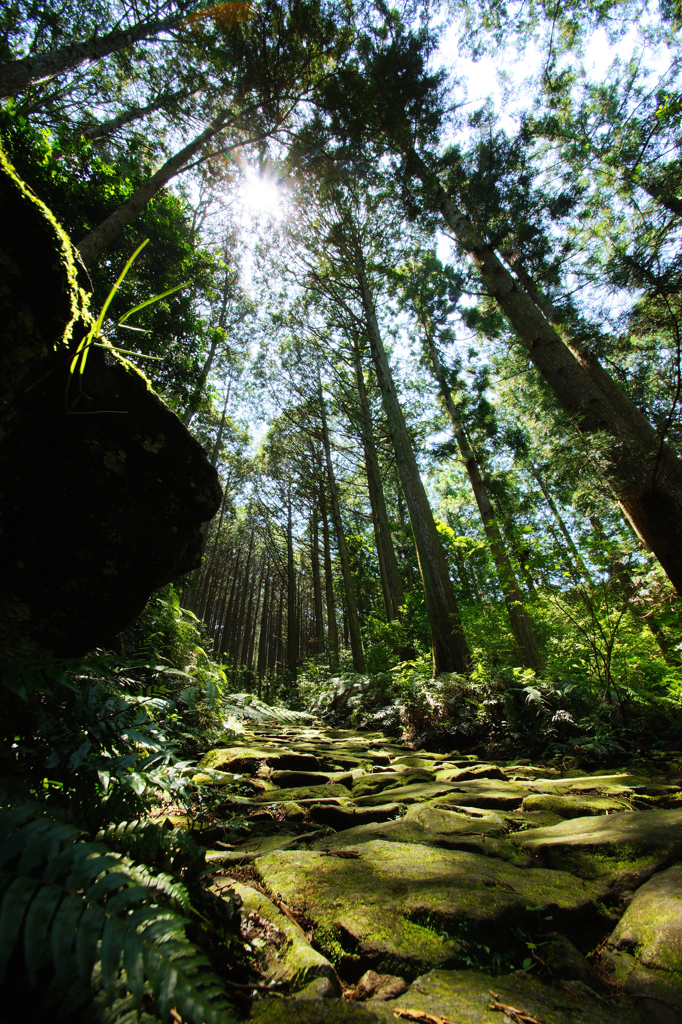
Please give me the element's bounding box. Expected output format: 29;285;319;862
513;809;682;888
255;840;608;982
0;147;221;656
231;881;340;993
199;747;323;774
602;864;682;1021
367;968;645;1024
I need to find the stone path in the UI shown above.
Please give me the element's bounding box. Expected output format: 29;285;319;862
193;725;682;1023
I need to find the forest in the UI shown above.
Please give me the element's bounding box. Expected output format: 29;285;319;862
2;0;682;1020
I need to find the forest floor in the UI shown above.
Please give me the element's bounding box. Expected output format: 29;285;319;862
179;724;682;1023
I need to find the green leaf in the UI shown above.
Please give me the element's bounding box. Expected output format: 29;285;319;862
0;875;40;980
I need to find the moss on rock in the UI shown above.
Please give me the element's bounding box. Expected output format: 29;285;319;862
514;810;682;888
254;840;607;981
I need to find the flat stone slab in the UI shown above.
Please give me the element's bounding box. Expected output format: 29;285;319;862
353;782;457;806
307;803;403;830
367;968;645;1024
435;764;507;782
513;809;682;887
255;840;607;980
257;783;352;803
200;746;323;773
522;793;633;818
437;779;532;809
249;999;381;1022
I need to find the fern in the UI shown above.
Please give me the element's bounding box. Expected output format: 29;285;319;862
220;692;314;725
0;805;237;1023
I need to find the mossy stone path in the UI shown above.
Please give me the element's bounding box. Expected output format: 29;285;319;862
194;725;682;1022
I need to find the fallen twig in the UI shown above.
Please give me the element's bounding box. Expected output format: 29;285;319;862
393;1010;456;1024
489;992;544;1023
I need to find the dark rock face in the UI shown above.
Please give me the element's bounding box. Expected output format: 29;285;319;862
0;147;221;656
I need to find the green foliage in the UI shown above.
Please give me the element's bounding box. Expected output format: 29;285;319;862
0;803;237;1024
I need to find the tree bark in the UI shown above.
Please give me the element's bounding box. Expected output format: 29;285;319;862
410;149;682;594
531;467;594;586
319;482;340;668
353;246;471;675
0;15;180;99
318;385;366;673
286;496;298;680
310;510;325;653
424;330;542;670
77;113;232;266
184;267;234;425
82;91;183;141
352;337;405;621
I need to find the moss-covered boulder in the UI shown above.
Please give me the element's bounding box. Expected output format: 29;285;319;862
353;782;458;806
367;969;645;1024
199;747;323;774
435;764;507;782
0;147;221;656
258;784;352;803
307;803;403;830
602;863;682;1016
514;809;682;888
232;882;340;993
436;778;532;810
522;794;633;818
255;840;607;982
249;998;381;1023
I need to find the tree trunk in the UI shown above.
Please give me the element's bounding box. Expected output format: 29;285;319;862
184;268;233;425
82;91;184;141
424;331;542;669
352;336;405;621
77;113;232;266
286;496;298;680
0;15;180;99
318;386;365;672
219;552;242;656
310;511;325;653
531;467;594;586
353;247;471;675
396;490;415;591
257;572;271;683
410;149;682;594
319;483;340;668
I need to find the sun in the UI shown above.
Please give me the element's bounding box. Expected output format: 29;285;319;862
240;169;284;218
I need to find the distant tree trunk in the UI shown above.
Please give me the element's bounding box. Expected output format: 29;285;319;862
318;387;365;672
352;336;405;621
424;331;541;670
396;490;415;591
77;113;235;266
0;15;181;99
319;483;340;668
257;572;271;689
531;467;594;586
247;571;264;670
219;552;242;656
410;148;682;595
209;377;232;465
310;510;325;653
353;247;471;676
286;495;298;680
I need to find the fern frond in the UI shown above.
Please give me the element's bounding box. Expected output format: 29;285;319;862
0;806;237;1024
